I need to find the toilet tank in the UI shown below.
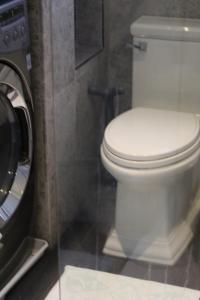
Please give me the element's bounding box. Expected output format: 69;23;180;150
131;16;200;114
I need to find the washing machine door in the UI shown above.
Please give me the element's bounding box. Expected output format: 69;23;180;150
0;63;32;229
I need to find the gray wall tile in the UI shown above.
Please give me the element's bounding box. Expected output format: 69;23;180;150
51;0;75;89
54;84;77;164
27;0;57;248
51;2;107;231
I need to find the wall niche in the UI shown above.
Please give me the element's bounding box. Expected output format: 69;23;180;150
75;0;104;68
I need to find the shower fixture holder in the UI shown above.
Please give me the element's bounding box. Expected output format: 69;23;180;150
88;86;125;100
127;41;148;52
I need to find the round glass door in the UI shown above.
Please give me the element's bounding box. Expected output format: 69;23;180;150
0;63;33;228
0;91;20;206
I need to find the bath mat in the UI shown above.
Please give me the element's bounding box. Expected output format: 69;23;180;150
46;265;200;300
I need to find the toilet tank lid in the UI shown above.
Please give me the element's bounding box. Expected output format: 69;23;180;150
131;16;200;42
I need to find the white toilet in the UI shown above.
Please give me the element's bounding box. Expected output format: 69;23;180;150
101;16;200;265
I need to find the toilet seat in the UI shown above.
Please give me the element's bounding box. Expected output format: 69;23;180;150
103;107;200;169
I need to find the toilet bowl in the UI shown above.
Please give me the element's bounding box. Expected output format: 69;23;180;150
101;108;200;265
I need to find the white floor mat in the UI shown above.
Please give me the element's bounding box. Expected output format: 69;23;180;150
46;265;200;300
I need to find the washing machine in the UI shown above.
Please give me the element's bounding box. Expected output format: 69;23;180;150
0;0;47;295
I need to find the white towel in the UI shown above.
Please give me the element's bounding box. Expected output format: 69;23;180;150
46;265;200;300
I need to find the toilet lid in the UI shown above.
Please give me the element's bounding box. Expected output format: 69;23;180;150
104;108;200;162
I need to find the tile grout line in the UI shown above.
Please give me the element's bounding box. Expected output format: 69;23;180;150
184;245;193;288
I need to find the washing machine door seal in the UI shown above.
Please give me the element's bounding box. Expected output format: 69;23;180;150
0;63;32;229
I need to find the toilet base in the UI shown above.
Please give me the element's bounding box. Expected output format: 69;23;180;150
103;221;193;266
103;187;200;266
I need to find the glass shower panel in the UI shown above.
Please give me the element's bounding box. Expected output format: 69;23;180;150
51;0;200;298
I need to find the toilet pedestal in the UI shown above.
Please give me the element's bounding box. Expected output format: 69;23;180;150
103;176;200;266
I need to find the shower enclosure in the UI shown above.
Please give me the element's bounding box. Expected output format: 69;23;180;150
50;0;200;298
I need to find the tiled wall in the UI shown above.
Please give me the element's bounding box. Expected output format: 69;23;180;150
107;0;200;114
51;0;108;232
27;0;108;244
27;0;57;248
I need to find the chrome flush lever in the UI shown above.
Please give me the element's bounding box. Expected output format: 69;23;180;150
127;41;148;52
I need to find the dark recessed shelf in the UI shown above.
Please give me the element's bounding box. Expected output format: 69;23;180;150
75;0;104;68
